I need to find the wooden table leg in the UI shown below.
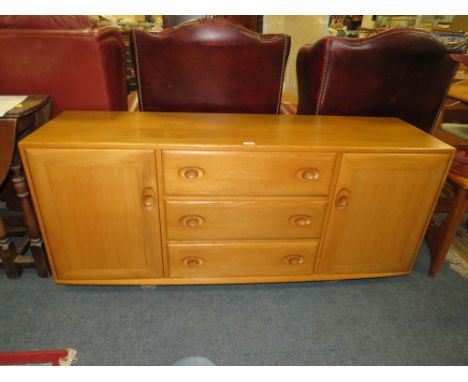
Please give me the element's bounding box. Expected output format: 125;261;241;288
11;164;49;277
428;185;468;276
0;217;22;278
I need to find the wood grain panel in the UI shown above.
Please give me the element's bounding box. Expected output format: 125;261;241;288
165;199;327;240
318;153;451;274
19;111;454;153
163;150;336;196
50;270;412;285
168;241;318;278
18;111;455;285
25;149;163;280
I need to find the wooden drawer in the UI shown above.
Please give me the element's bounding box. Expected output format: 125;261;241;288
168;241;319;278
165;200;327;240
162;150;336;196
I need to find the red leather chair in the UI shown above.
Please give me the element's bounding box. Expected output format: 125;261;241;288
0;16;129;117
130;19;291;114
296;28;461;133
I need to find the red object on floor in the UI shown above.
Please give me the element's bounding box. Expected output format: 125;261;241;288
0;348;77;365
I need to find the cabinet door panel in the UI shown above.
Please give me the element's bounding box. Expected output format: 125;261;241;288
26;149;163;280
318;153;449;274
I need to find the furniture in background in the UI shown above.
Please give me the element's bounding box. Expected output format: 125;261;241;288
124;17;263;96
280;92;299;115
427;171;467;276
130;19;290;114
0;16;130;117
296;28;461;133
162;16;263;32
426;71;468;276
435;54;468;173
432;52;468;146
120;30;139;93
0;95;51;278
432;88;468;148
213;16;263;33
19;111;453;285
162;15;210;29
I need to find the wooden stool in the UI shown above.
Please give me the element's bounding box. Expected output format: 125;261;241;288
426;170;468;276
0;95;51;278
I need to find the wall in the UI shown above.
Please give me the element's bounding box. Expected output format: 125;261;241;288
264;15;328;96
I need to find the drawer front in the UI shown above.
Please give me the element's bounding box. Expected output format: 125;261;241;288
168;241;318;278
163;150;336;196
165;200;327;240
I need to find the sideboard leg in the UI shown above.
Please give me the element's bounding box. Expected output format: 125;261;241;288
11;164;49;278
0;217;22;278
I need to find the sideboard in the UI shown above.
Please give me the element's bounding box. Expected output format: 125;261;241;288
18;111;454;285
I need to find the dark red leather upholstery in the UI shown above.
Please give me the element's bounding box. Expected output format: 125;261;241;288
0;15;96;30
297;28;460;133
0;16;127;117
130;19;290;114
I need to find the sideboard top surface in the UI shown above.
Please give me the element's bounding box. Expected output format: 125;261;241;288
20;111;454;153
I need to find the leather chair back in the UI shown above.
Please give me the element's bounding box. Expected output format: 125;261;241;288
130;19;290;114
0;16;127;117
296;28;460;133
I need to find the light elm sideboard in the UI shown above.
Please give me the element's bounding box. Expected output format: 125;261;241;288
19;111;454;285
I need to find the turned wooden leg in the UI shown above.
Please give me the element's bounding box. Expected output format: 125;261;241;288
11;164;49;277
428;186;468;277
0;217;22;278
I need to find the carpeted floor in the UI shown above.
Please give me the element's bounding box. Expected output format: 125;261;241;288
0;242;467;366
433;212;468;278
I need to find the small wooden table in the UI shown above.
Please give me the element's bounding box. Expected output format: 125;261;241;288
0;95;51;278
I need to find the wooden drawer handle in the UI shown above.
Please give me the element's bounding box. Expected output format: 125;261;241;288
289;215;312;226
336;188;351;209
179;167;205;180
180;215;205;228
296;168;320;181
182;257;205;268
142;187;155;209
284;255;304;265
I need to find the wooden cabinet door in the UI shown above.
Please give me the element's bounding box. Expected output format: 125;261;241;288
25;149;163;281
318;153;450;275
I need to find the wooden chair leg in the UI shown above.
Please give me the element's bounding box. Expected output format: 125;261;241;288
428;186;468;276
11;164;49;277
0;217;22;278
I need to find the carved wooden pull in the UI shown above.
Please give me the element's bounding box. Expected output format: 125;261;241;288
180;215;205;228
336;188;350;209
289;215;312;226
296;168;320;181
142;187;155;209
179;167;205;180
182;257;205;268
284;255;304;265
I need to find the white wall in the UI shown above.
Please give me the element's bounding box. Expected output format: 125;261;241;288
264;15;328;95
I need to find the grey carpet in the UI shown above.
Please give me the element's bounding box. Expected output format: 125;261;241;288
1;242;467;365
